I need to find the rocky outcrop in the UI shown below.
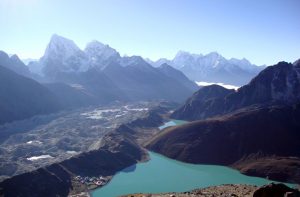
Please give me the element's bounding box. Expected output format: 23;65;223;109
253;183;300;197
172;61;300;121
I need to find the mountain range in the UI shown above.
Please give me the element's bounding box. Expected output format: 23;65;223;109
147;51;265;86
26;34;266;87
0;35;199;124
27;34;198;103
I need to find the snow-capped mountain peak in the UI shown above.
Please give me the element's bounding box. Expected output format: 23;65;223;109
85;40;120;68
147;50;265;86
41;34;89;76
44;34;82;59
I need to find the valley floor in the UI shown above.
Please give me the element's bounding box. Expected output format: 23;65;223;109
0;102;155;181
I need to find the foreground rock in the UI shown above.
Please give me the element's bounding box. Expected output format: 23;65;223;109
122;183;300;197
121;184;258;197
253;183;300;197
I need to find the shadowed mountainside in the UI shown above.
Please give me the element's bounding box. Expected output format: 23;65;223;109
148;103;300;183
0;65;61;125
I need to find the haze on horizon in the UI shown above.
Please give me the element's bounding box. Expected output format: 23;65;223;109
1;0;300;66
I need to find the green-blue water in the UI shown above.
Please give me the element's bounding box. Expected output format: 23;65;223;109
158;119;188;130
92;152;294;197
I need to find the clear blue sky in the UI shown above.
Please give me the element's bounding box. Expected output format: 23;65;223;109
1;0;299;65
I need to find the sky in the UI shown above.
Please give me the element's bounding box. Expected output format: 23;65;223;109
0;0;299;65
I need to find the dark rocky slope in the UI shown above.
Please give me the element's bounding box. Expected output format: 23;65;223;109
147;103;300;183
0;65;61;125
171;85;235;120
233;156;300;184
172;61;300;120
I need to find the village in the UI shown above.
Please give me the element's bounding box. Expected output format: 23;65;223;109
74;175;111;190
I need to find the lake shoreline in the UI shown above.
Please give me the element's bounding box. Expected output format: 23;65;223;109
92;151;295;197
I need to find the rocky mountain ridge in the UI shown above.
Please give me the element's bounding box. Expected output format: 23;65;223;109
172;61;300;121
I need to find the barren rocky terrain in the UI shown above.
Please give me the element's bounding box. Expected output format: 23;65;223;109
0;102;164;181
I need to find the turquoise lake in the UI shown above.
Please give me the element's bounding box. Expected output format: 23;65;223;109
92;151;293;197
92;120;294;197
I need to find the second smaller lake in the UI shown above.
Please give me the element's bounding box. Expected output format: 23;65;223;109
158;119;188;130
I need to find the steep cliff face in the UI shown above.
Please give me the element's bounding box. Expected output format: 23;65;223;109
172;61;300;121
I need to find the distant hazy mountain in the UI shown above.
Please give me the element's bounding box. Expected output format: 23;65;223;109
0;51;31;77
32;34;198;103
0;65;61;124
172;61;300;120
21;58;38;65
147;51;266;86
